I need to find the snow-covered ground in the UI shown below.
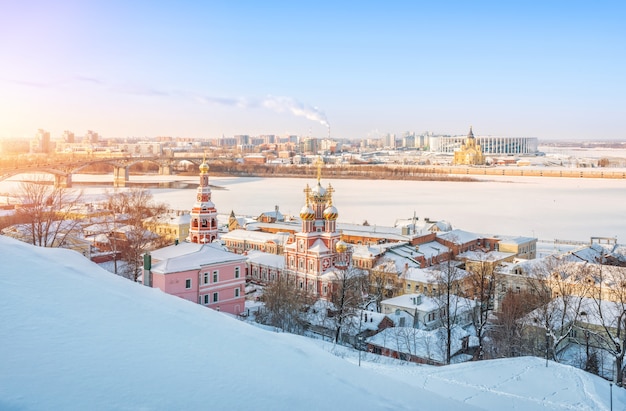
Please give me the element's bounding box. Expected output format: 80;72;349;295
1;235;624;411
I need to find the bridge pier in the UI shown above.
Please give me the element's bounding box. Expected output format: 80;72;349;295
158;164;172;175
113;166;129;187
54;173;72;188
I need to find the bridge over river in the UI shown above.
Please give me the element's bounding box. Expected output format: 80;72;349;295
0;156;205;188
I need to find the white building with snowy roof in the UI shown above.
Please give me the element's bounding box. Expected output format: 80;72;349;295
366;325;473;365
380;293;477;331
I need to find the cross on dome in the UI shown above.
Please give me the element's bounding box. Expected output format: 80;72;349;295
314;156;324;183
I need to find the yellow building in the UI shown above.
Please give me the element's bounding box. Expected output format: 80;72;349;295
496;236;537;260
453;126;485;165
144;211;191;244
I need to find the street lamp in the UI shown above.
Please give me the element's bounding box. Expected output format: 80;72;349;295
108;231;118;275
357;310;363;367
358;335;363;367
545;330;550;367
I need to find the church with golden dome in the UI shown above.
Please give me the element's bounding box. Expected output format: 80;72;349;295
453;126;485;166
281;157;351;297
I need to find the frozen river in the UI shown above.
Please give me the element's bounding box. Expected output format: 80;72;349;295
2;172;625;244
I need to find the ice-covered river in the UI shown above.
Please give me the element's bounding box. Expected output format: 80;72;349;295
2;172;625;243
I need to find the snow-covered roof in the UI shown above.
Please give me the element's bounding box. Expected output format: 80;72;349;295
366;325;470;364
305;301;388;334
258;210;284;220
523;296;625;330
245;221;301;233
457;250;515;262
414;241;450;259
150;242;246;273
91;233;110;244
496;235;536;245
246;250;285;268
221;229;289;244
338;222;414;241
393;218;453;234
381;293;476;314
373;243;424;271
402;267;436;283
437;229;481;244
308;238;329;253
144;211;191;226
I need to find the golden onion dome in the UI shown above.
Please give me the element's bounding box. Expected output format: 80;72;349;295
323;204;338;220
299;205;315;221
335;240;348;253
199;161;209;174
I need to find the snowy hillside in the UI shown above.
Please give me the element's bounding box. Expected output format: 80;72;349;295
1;235;624;411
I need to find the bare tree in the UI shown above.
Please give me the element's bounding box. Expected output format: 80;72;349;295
525;257;593;363
104;188;169;281
13;178;83;248
588;264;626;384
368;258;401;312
466;254;499;359
487;290;538;359
329;266;368;343
256;275;314;334
428;260;465;364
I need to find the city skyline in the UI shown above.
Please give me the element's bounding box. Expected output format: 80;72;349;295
1;1;625;141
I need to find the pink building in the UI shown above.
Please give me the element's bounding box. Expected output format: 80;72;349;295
143;158;246;315
145;241;247;315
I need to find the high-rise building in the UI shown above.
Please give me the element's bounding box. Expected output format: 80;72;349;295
30;129;50;153
62;130;75;144
83;130;99;144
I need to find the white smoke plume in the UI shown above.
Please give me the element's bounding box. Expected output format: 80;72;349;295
261;95;329;128
196;94;329;129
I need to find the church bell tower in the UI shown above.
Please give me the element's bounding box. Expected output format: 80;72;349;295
189;157;218;244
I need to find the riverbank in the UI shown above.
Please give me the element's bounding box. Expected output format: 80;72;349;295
198;163;626;180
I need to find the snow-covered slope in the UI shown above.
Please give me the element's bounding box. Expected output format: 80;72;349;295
1;235;624;411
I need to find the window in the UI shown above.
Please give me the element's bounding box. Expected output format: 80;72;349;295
203;272;209;284
235;288;240;297
235;267;240;279
204;294;209;304
213;292;219;303
407;284;411;290
213;271;218;283
185;279;192;289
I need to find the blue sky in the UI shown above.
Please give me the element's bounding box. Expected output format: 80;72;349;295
1;1;624;141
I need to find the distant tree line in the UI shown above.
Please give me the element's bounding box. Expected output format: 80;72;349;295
209;163;477;182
